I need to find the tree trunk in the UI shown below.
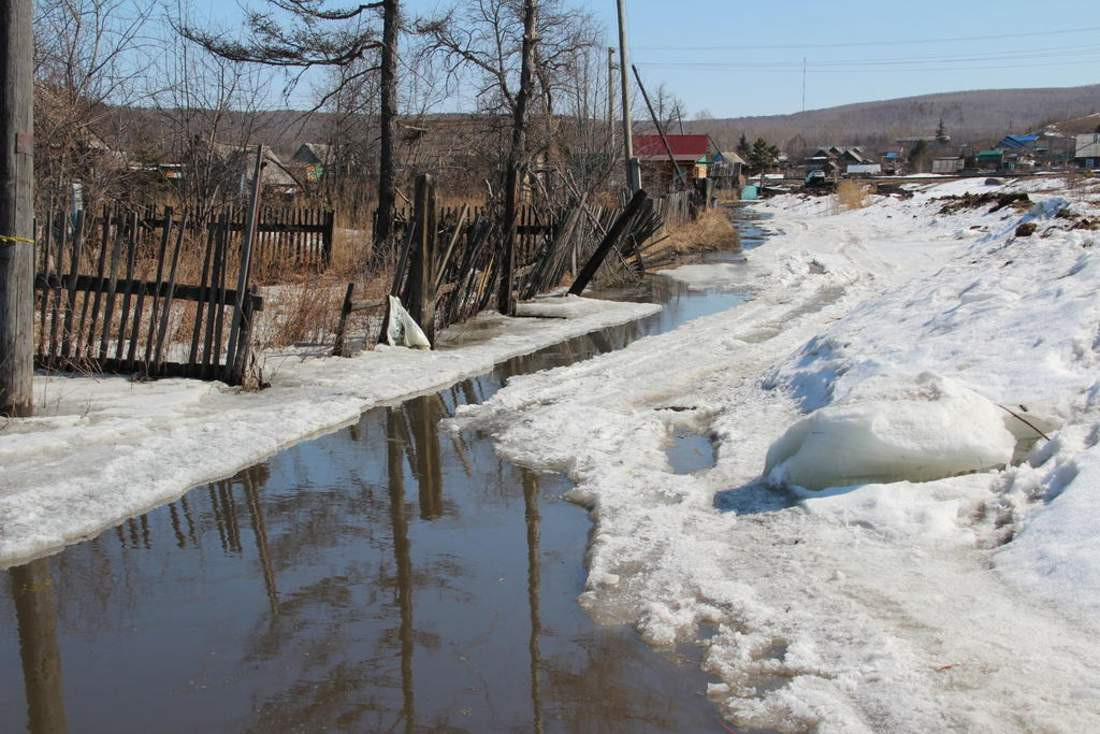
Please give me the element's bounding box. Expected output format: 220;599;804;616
498;0;538;316
374;0;399;250
0;0;35;417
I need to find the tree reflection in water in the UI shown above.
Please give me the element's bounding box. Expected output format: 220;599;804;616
0;273;751;732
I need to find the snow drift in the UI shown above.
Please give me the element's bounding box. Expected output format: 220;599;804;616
764;373;1017;489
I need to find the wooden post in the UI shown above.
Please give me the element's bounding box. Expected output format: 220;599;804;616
615;0;640;192
498;164;520;316
322;209;335;267
332;282;355;358
226;147;263;377
407;173;437;344
0;0;35;416
569;189;648;296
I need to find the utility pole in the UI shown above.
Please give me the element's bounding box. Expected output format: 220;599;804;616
615;0;640;191
801;57;807;113
374;0;399;249
0;0;35;417
607;47;616;152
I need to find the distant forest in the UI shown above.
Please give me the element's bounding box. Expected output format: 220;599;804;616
675;83;1100;153
148;83;1100;161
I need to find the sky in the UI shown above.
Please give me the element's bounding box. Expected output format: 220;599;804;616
187;0;1100;118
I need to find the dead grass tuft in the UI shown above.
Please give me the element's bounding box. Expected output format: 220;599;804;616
836;180;873;211
643;208;739;269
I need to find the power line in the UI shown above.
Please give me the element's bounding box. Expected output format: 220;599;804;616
633;44;1100;72
633;25;1100;51
636;58;1100;74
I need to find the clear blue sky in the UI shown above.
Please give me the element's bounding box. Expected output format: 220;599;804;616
189;0;1100;118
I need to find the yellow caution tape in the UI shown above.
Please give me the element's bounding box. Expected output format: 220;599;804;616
0;234;34;245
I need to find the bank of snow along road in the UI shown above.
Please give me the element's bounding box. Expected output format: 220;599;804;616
452;177;1100;733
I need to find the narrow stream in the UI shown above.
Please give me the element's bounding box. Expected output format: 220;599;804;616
1;209;764;733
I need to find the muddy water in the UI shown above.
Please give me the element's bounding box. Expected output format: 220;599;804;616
1;242;757;733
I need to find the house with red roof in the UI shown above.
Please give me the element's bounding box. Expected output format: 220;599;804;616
632;134;721;193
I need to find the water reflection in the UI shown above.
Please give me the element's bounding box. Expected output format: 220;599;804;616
1;255;756;733
387;407;416;734
9;560;68;734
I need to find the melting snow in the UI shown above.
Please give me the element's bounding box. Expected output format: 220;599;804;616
454;177;1100;731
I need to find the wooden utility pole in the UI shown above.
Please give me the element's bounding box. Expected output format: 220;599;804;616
607;47;616;151
499;0;539;316
0;0;35;417
615;0;639;192
374;0;400;249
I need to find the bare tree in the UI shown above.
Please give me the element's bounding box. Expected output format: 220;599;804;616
415;0;599;158
180;0;401;248
33;0;155;208
150;3;274;216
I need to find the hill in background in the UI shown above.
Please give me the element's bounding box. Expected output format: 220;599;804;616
676;83;1100;152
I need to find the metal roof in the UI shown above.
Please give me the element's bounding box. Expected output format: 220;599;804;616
633;134;714;161
999;134;1040;149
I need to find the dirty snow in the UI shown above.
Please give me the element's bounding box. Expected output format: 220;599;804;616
453;177;1100;732
0;295;659;566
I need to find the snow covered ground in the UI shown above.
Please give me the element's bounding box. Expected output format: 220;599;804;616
0;295;659;566
452;177;1100;732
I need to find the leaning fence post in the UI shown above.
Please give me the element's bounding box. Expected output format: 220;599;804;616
332;282;355;357
569;189;649;296
225;145;264;379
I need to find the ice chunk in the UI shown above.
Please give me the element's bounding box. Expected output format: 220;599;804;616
765;375;1016;489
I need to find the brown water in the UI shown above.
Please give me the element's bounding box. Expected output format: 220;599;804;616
1;249;757;734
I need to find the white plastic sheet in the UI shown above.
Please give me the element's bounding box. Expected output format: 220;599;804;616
384;295;431;349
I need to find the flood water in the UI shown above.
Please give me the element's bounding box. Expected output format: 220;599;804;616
1;215;761;734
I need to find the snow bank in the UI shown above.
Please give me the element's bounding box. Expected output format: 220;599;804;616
0;294;660;566
455;178;1100;731
765;374;1016;489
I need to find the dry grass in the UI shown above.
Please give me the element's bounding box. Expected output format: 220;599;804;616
712;188;743;204
643;208;739;269
836;180;873;211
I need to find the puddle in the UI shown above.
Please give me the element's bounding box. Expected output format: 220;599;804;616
1;218;768;733
666;430;717;475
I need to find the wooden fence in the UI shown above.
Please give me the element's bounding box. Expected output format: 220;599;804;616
653;190;695;228
390;203;553;265
93;204;335;272
33;206;263;385
335;177;667;356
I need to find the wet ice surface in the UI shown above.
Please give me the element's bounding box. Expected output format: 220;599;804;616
1;252;755;732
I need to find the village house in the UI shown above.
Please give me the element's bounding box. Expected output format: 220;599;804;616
215;144;304;197
632;134;721;193
1076;133;1100;169
804;145;873;178
291;143;333;184
709;150;746;190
